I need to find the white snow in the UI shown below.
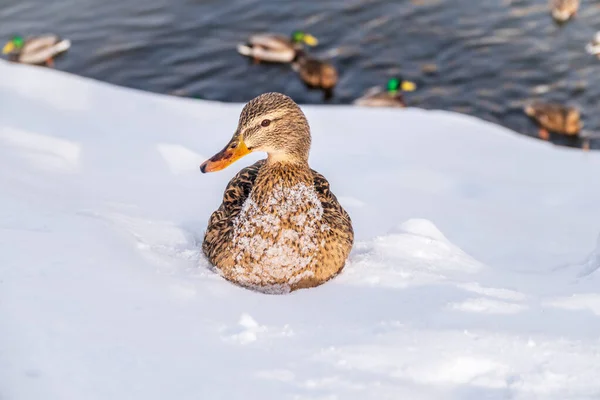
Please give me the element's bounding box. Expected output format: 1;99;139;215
1;60;600;400
0;127;81;172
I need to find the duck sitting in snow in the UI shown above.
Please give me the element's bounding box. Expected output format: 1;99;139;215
550;0;579;23
2;34;71;66
237;31;318;64
200;92;353;293
353;77;417;108
524;102;585;146
292;51;338;100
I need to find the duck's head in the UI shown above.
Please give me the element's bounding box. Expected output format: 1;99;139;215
2;35;24;55
200;92;311;173
291;31;318;46
387;77;417;95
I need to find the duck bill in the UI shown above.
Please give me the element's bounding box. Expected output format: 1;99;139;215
200;138;250;173
303;34;318;46
2;42;15;54
401;81;417;92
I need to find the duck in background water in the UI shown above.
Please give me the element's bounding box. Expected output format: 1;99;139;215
2;34;71;67
291;51;338;101
550;0;579;23
237;31;318;64
353;77;417;108
524;102;589;150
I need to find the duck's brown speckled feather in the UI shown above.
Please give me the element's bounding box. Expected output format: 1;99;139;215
294;58;338;90
203;159;353;292
524;103;582;135
203;161;263;264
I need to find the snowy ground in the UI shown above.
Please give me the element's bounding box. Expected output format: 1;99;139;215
1;60;600;400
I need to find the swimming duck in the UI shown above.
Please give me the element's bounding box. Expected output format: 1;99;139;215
550;0;579;23
2;34;71;66
524;102;582;141
237;31;318;64
200;92;353;293
292;51;338;100
585;31;600;57
353;77;417;108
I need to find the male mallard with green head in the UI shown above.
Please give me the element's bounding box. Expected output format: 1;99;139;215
200;92;353;293
550;0;579;23
2;35;71;66
353;77;417;108
237;31;318;64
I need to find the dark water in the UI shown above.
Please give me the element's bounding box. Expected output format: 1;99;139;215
1;0;600;149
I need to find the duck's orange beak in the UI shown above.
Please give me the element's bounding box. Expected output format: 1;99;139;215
200;137;250;173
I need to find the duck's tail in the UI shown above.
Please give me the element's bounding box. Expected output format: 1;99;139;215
55;39;71;53
524;104;536;117
320;64;338;90
586;42;600;56
236;43;253;56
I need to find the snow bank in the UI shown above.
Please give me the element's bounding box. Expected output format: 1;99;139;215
1;61;600;400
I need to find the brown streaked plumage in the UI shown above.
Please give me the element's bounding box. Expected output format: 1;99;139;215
524;102;582;141
292;51;338;99
550;0;579;22
200;92;353;294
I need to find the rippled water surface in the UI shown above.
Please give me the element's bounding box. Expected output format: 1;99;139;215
2;0;600;149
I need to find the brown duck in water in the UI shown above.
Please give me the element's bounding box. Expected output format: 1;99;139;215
524;102;588;150
200;92;354;293
292;51;338;100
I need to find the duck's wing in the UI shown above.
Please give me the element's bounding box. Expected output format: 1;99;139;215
203;160;265;262
353;87;405;107
20;35;70;64
311;169;354;246
248;34;291;50
295;57;337;88
363;86;385;98
23;35;60;53
525;103;568;131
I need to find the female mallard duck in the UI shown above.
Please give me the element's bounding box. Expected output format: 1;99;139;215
237;31;318;64
292;51;338;100
550;0;579;22
200;92;353;293
524;102;582;140
2;35;71;66
353;77;417;108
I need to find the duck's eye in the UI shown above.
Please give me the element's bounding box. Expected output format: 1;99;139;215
261;119;271;127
